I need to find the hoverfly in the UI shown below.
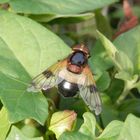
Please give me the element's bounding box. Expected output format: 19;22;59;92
28;44;102;115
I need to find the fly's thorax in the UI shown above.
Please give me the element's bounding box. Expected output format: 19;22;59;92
58;68;86;86
72;44;90;58
67;51;88;74
69;51;87;66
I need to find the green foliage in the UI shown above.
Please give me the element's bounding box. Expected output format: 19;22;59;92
97;29;140;105
6;126;43;140
0;107;11;140
8;0;118;14
114;26;140;74
49;110;77;138
59;112;140;140
0;0;140;140
7;0;118;24
0;10;70;125
118;114;140;140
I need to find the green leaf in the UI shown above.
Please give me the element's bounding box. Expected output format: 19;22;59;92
101;105;119;127
106;78;124;102
0;107;11;140
118;114;140;140
9;0;118;15
0;10;70;124
74;118;83;131
89;51;112;74
95;10;112;39
20;125;41;138
115;71;133;81
58;112;96;140
114;51;134;75
79;112;96;139
98;120;123;140
97;30;134;79
0;0;9;3
114;25;140;74
136;81;140;92
96;31;118;62
118;99;140;119
89;41;112;90
89;37;113;72
49;110;77;139
59;98;86;118
96;71;111;91
6;126;43;140
29;13;95;23
59;132;92;140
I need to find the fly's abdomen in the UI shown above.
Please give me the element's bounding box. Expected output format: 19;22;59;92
58;79;79;97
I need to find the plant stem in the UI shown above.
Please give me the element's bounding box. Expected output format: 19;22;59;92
96;122;103;133
116;80;137;106
96;115;104;132
116;82;130;105
116;75;139;105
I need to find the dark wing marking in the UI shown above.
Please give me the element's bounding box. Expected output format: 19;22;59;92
27;60;67;92
78;66;102;115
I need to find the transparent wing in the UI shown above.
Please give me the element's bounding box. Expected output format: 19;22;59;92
78;66;102;115
27;60;67;92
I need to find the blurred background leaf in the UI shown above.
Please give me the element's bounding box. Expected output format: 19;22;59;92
6;126;43;140
0;0;9;3
114;25;140;74
8;0;118;14
29;13;95;24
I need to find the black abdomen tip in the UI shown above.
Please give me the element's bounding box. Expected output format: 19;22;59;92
58;80;79;97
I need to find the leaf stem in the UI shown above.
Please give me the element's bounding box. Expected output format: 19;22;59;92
116;75;139;105
96;122;103;133
45;130;55;140
116;82;130;105
96;115;104;132
116;78;137;105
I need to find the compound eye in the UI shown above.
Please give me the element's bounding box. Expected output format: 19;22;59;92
71;52;87;66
